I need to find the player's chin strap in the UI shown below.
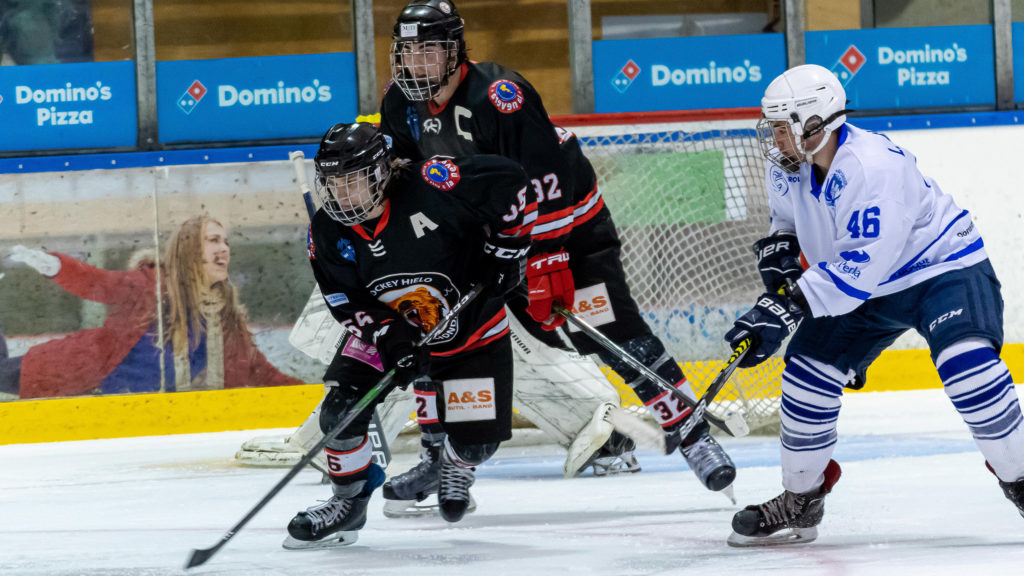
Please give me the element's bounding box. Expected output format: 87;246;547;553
186;284;486;570
551;303;750;440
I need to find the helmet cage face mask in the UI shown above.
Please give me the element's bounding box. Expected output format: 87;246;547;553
758;64;848;172
389;39;461;101
315;156;392;226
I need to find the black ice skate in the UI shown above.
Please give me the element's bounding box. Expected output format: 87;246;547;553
382;443;476;518
283;464;384;550
728;459;842;547
988;462;1024;519
680;422;737;501
438;443;477;523
586;430;642;477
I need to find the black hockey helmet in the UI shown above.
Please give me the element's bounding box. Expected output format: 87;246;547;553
390;0;466;101
313;122;394;225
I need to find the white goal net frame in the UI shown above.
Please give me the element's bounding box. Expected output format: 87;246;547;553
562;108;785;434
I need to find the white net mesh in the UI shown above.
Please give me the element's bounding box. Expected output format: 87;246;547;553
572;117;784;433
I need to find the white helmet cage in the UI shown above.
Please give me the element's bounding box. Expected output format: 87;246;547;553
313;123;394;226
390;1;466;102
315;162;391;226
757;64;850;172
389;39;461;102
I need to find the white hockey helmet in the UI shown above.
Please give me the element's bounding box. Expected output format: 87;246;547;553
757;64;848;171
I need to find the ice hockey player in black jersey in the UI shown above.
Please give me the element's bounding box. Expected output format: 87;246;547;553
379;0;736;511
282;122;535;549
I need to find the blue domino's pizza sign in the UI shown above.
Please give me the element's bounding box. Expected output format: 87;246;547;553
806;25;994;110
157;53;357;143
0;61;137;152
592;34;786;113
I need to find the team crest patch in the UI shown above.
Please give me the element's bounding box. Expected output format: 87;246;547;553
488;79;524;114
306;227;316;260
421;158;461;190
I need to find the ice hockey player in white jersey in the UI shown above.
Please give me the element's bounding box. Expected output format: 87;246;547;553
724;64;1024;546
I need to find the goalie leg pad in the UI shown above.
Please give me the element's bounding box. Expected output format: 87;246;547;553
508;310;620;449
235;386;330;473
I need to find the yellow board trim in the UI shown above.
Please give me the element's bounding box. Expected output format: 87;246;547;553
2;344;1022;445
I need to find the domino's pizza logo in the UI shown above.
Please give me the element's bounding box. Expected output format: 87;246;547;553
488;80;523;114
421;158;461;190
177;80;208;115
611;60;641;93
830;45;866;86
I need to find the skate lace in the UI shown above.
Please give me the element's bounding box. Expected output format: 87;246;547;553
439;461;474;501
305;496;353;531
757;491;805;528
681;435;730;478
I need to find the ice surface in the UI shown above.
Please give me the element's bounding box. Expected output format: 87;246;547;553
2;388;1023;576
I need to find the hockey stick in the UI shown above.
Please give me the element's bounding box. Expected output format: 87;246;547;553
288;150;392;468
552;303;750;439
186;283;485;569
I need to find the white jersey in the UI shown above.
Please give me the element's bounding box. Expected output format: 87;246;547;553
765;123;987;318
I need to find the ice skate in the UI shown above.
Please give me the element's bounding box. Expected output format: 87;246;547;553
680;425;736;502
587;431;642;477
727;459;841;547
283;464;384;550
438;443;477;523
995;473;1024;519
564;402;642;477
382;444;476;519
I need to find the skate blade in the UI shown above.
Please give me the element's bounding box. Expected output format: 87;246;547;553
282;530;359;550
591;458;642;477
719;484;737;505
726;526;818;548
383;496;477;519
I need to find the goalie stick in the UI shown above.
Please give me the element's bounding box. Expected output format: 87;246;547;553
185;283;486;570
552;303;751;440
288;150;392;468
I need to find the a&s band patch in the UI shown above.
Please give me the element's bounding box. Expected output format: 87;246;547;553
421;158;461;191
488;79;523;113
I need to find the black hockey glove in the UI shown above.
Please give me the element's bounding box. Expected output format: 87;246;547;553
372;321;430;388
752;233;803;292
477;236;530;298
724;292;803;368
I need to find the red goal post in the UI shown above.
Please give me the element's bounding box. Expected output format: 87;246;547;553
553;108;785;434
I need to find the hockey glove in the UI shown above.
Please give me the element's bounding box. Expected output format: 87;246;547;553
752;233;803;292
372;321;430;388
525;251;574;330
724;292;803;368
477;236;530;298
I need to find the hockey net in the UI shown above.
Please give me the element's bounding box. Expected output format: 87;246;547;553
562;109;784;434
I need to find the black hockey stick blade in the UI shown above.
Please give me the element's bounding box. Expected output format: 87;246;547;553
184;284;484;569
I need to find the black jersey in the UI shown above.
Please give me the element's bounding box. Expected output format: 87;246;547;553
380;61;606;257
307;154;534;358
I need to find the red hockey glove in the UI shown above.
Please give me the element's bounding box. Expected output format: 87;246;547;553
526;251;574;330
